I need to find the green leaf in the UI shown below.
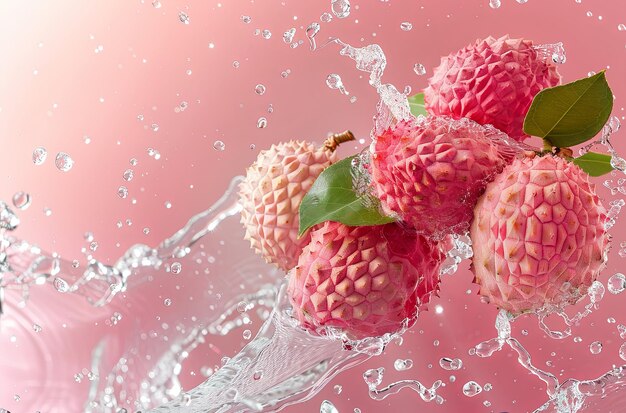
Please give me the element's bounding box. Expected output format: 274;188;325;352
298;156;395;236
523;71;613;147
408;93;427;117
573;152;614;177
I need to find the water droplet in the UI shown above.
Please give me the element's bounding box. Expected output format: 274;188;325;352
255;84;266;95
489;0;501;8
349;96;357;103
620;343;626;361
484;400;492;407
462;381;483;397
213;140;225;151
252;370;263;380
618;325;626;339
331;0;351;18
608;273;626;294
283;28;296;43
320;400;339;413
122;169;134;182
33;323;42;332
516;0;528;3
237;301;252;313
586;11;593;17
179;11;190;24
400;22;413;31
439;357;463;370
589;341;603;354
32;147;48;165
143;227;150;235
152;0;161;8
83;136;91;144
413;63;426;75
306;22;321;50
281;69;291;78
130;158;138;166
262;29;272;39
333;384;342;394
12;192;31;210
574;336;583;343
394;358;413;371
14;394;20;402
619;24;626;31
257;117;268;128
54;278;70;293
363;367;384;389
89;241;98;252
326;73;348;95
241;15;251;24
321;12;333;22
588;281;605;304
43;207;52;216
233;60;240;68
170;262;182;274
164;298;172;306
55;152;74;172
243;329;252;340
117;186;129;199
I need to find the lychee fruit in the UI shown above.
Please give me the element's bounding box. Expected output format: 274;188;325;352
470;155;609;314
239;132;354;272
424;35;561;141
288;221;443;340
370;115;518;239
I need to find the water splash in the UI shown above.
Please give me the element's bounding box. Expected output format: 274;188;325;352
362;366;444;404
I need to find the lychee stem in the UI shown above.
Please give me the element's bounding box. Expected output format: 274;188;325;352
323;130;356;152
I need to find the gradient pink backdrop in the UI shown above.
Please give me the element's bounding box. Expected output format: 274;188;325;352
0;0;625;412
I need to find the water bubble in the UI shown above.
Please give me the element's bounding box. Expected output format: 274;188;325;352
283;28;296;43
32;147;48;165
320;400;339;413
257;117;268;128
262;29;272;39
331;0;351;18
489;0;501;8
589;341;603;354
255;84;266;95
213;140;225;151
117;186;129;199
608;273;626;294
122;169;134;182
241;15;251;24
53;278;70;293
439;357;463;370
400;22;413;31
55;152;74;172
164;298;172;306
243;329;252;340
413;63;426;75
179;11;190;24
333;384;342;394
170;262;182;274
321;12;333;22
394;358;413;371
12;192;31;210
462;381;483;397
363;367;384;389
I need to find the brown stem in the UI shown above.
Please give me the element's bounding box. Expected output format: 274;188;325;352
323;130;356;152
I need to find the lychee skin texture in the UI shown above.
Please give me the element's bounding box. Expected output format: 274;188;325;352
288;221;443;340
471;156;609;314
424;35;561;141
239;141;337;272
371;116;515;239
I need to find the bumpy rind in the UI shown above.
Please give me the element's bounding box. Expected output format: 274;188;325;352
371;115;515;239
239;141;337;272
288;221;443;340
424;35;561;141
471;155;609;314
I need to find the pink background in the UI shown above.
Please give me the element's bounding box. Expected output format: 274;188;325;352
0;0;625;411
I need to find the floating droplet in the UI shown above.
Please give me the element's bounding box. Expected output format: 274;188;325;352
363;368;384;389
439;357;463;370
321;12;333;23
53;278;70;293
283;28;296;43
400;22;413;31
281;69;291;78
164;298;172;306
262;29;272;39
331;0;351;18
213;140;225;151
620;343;626;361
320;400;339;413
243;329;252;340
589;341;603;354
89;241;98;252
413;63;426;75
619;24;626;31
588;281;605;304
608;273;626;294
516;0;528;3
489;0;501;8
257;117;268;128
233;60;240;68
117;186;129;199
179;11;190;24
241;15;251;24
326;73;348;95
12;192;31;210
152;0;161;8
123;169;134;181
394;358;413;371
255;84;266;95
462;381;483;397
33;324;42;332
32;147;48;165
170;262;182;274
333;384;342;394
55;152;74;172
